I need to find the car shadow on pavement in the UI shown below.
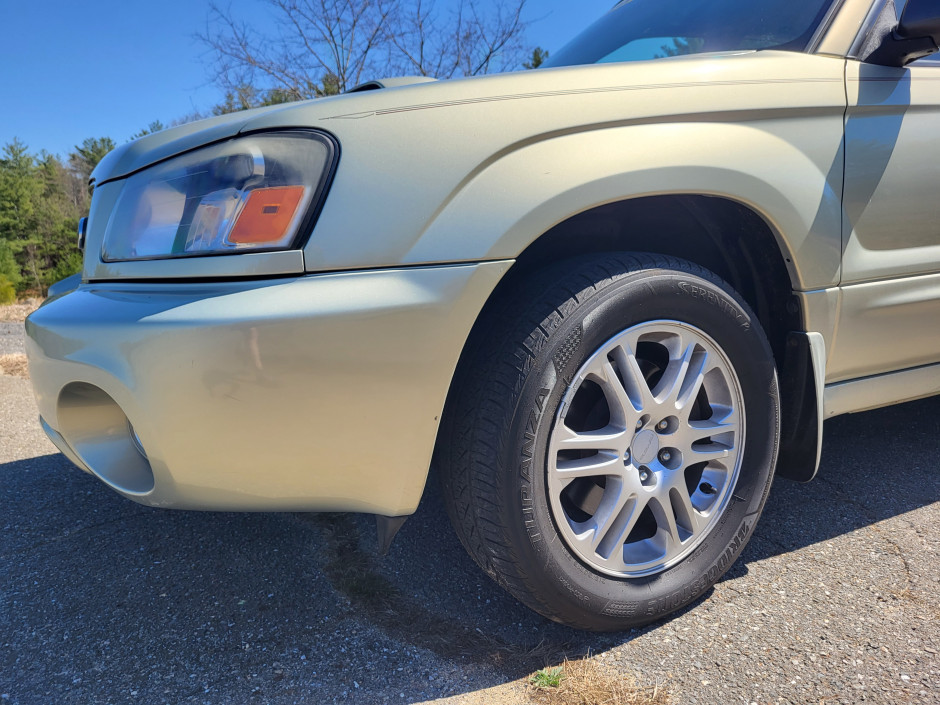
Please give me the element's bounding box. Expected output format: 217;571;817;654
378;395;940;679
1;396;937;703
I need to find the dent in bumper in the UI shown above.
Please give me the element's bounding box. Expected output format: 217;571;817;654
26;261;512;515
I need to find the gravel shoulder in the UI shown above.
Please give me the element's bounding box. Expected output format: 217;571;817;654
0;301;40;324
0;322;26;356
1;372;937;704
0;300;37;356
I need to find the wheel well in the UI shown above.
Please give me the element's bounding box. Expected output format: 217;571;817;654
438;194;817;481
493;194;800;366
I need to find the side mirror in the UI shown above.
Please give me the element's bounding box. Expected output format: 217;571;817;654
866;0;940;67
897;0;940;44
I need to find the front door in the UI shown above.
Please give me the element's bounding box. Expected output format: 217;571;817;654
829;56;940;383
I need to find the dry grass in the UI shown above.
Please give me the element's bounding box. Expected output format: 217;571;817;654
0;298;41;323
527;657;671;705
0;353;29;378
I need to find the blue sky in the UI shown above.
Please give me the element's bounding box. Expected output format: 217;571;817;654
0;0;613;160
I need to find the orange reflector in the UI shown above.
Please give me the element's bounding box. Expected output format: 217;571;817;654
228;186;305;244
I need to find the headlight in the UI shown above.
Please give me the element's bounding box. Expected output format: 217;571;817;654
101;131;336;261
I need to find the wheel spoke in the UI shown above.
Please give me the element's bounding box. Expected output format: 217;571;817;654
609;344;653;412
669;484;706;536
590;485;646;559
673;418;736;458
677;351;710;416
649;495;685;560
654;340;711;413
653;466;705;540
553;450;622;482
688;418;735;440
652;339;692;404
554;423;627;453
686;442;732;463
585;356;644;427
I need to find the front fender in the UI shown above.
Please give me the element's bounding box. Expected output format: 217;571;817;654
404;120;845;291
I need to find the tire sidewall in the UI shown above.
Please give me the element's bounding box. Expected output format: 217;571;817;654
503;267;779;628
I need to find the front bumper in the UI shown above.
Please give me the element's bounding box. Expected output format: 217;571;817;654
26;261;511;515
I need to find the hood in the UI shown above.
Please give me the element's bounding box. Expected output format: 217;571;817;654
90;52;799;184
90;105;285;186
90;77;443;185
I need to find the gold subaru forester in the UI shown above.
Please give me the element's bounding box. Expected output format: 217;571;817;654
26;0;940;630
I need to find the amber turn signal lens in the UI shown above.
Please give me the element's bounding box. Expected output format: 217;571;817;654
228;186;306;244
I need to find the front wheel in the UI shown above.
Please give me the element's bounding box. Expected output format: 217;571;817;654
439;253;779;630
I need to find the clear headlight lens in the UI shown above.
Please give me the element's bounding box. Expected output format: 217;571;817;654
102;132;335;261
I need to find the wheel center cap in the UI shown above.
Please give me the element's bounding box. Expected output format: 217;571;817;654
631;429;659;465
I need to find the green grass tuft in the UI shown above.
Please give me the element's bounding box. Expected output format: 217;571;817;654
530;666;565;689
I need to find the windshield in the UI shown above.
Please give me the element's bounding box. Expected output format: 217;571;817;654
544;0;838;67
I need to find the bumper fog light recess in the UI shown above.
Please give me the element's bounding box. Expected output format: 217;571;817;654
56;383;155;496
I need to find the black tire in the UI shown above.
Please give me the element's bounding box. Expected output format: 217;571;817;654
438;253;779;631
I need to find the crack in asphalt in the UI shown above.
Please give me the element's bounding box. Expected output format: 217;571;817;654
814;474;918;604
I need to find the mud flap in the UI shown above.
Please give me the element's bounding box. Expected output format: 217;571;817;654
776;332;826;482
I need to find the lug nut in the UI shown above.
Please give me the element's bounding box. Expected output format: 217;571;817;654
635;419;644;430
624;450;631;463
639;469;651;482
659;449;672;463
657;420;668;431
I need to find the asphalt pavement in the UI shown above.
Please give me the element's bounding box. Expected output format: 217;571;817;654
1;369;938;705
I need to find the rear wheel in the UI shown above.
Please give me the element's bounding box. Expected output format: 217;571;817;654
439;253;779;630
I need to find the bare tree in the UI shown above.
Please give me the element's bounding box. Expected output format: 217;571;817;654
386;0;529;77
199;0;531;103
